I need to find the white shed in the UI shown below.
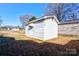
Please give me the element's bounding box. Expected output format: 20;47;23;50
25;16;59;40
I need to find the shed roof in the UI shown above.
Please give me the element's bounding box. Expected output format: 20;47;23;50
26;16;59;25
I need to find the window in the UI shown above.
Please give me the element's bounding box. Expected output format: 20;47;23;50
28;26;33;30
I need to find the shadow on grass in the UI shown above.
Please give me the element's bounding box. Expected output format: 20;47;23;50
0;35;79;56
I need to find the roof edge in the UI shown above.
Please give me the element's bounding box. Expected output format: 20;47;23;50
26;15;59;25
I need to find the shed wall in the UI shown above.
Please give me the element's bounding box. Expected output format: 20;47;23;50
44;18;58;40
25;17;58;40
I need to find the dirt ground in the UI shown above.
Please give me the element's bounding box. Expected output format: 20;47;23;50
0;30;79;44
0;30;79;56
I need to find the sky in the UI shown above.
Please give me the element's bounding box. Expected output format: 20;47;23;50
0;3;48;26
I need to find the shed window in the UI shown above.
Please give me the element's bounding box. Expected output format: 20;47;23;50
28;26;33;30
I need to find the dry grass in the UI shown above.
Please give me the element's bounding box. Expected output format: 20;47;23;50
46;35;79;45
0;30;79;44
0;30;79;56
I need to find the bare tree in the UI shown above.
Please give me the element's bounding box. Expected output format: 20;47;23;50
68;12;77;20
45;3;79;21
20;14;33;29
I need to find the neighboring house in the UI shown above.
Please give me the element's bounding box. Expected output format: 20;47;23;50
58;20;79;35
0;26;20;31
25;16;59;40
11;27;19;31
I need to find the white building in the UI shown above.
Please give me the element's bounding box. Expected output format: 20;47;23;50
11;28;19;31
25;16;59;40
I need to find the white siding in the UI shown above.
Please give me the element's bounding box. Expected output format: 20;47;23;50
44;18;58;40
25;21;44;39
25;17;58;40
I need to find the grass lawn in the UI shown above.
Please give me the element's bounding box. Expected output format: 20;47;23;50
0;30;79;56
